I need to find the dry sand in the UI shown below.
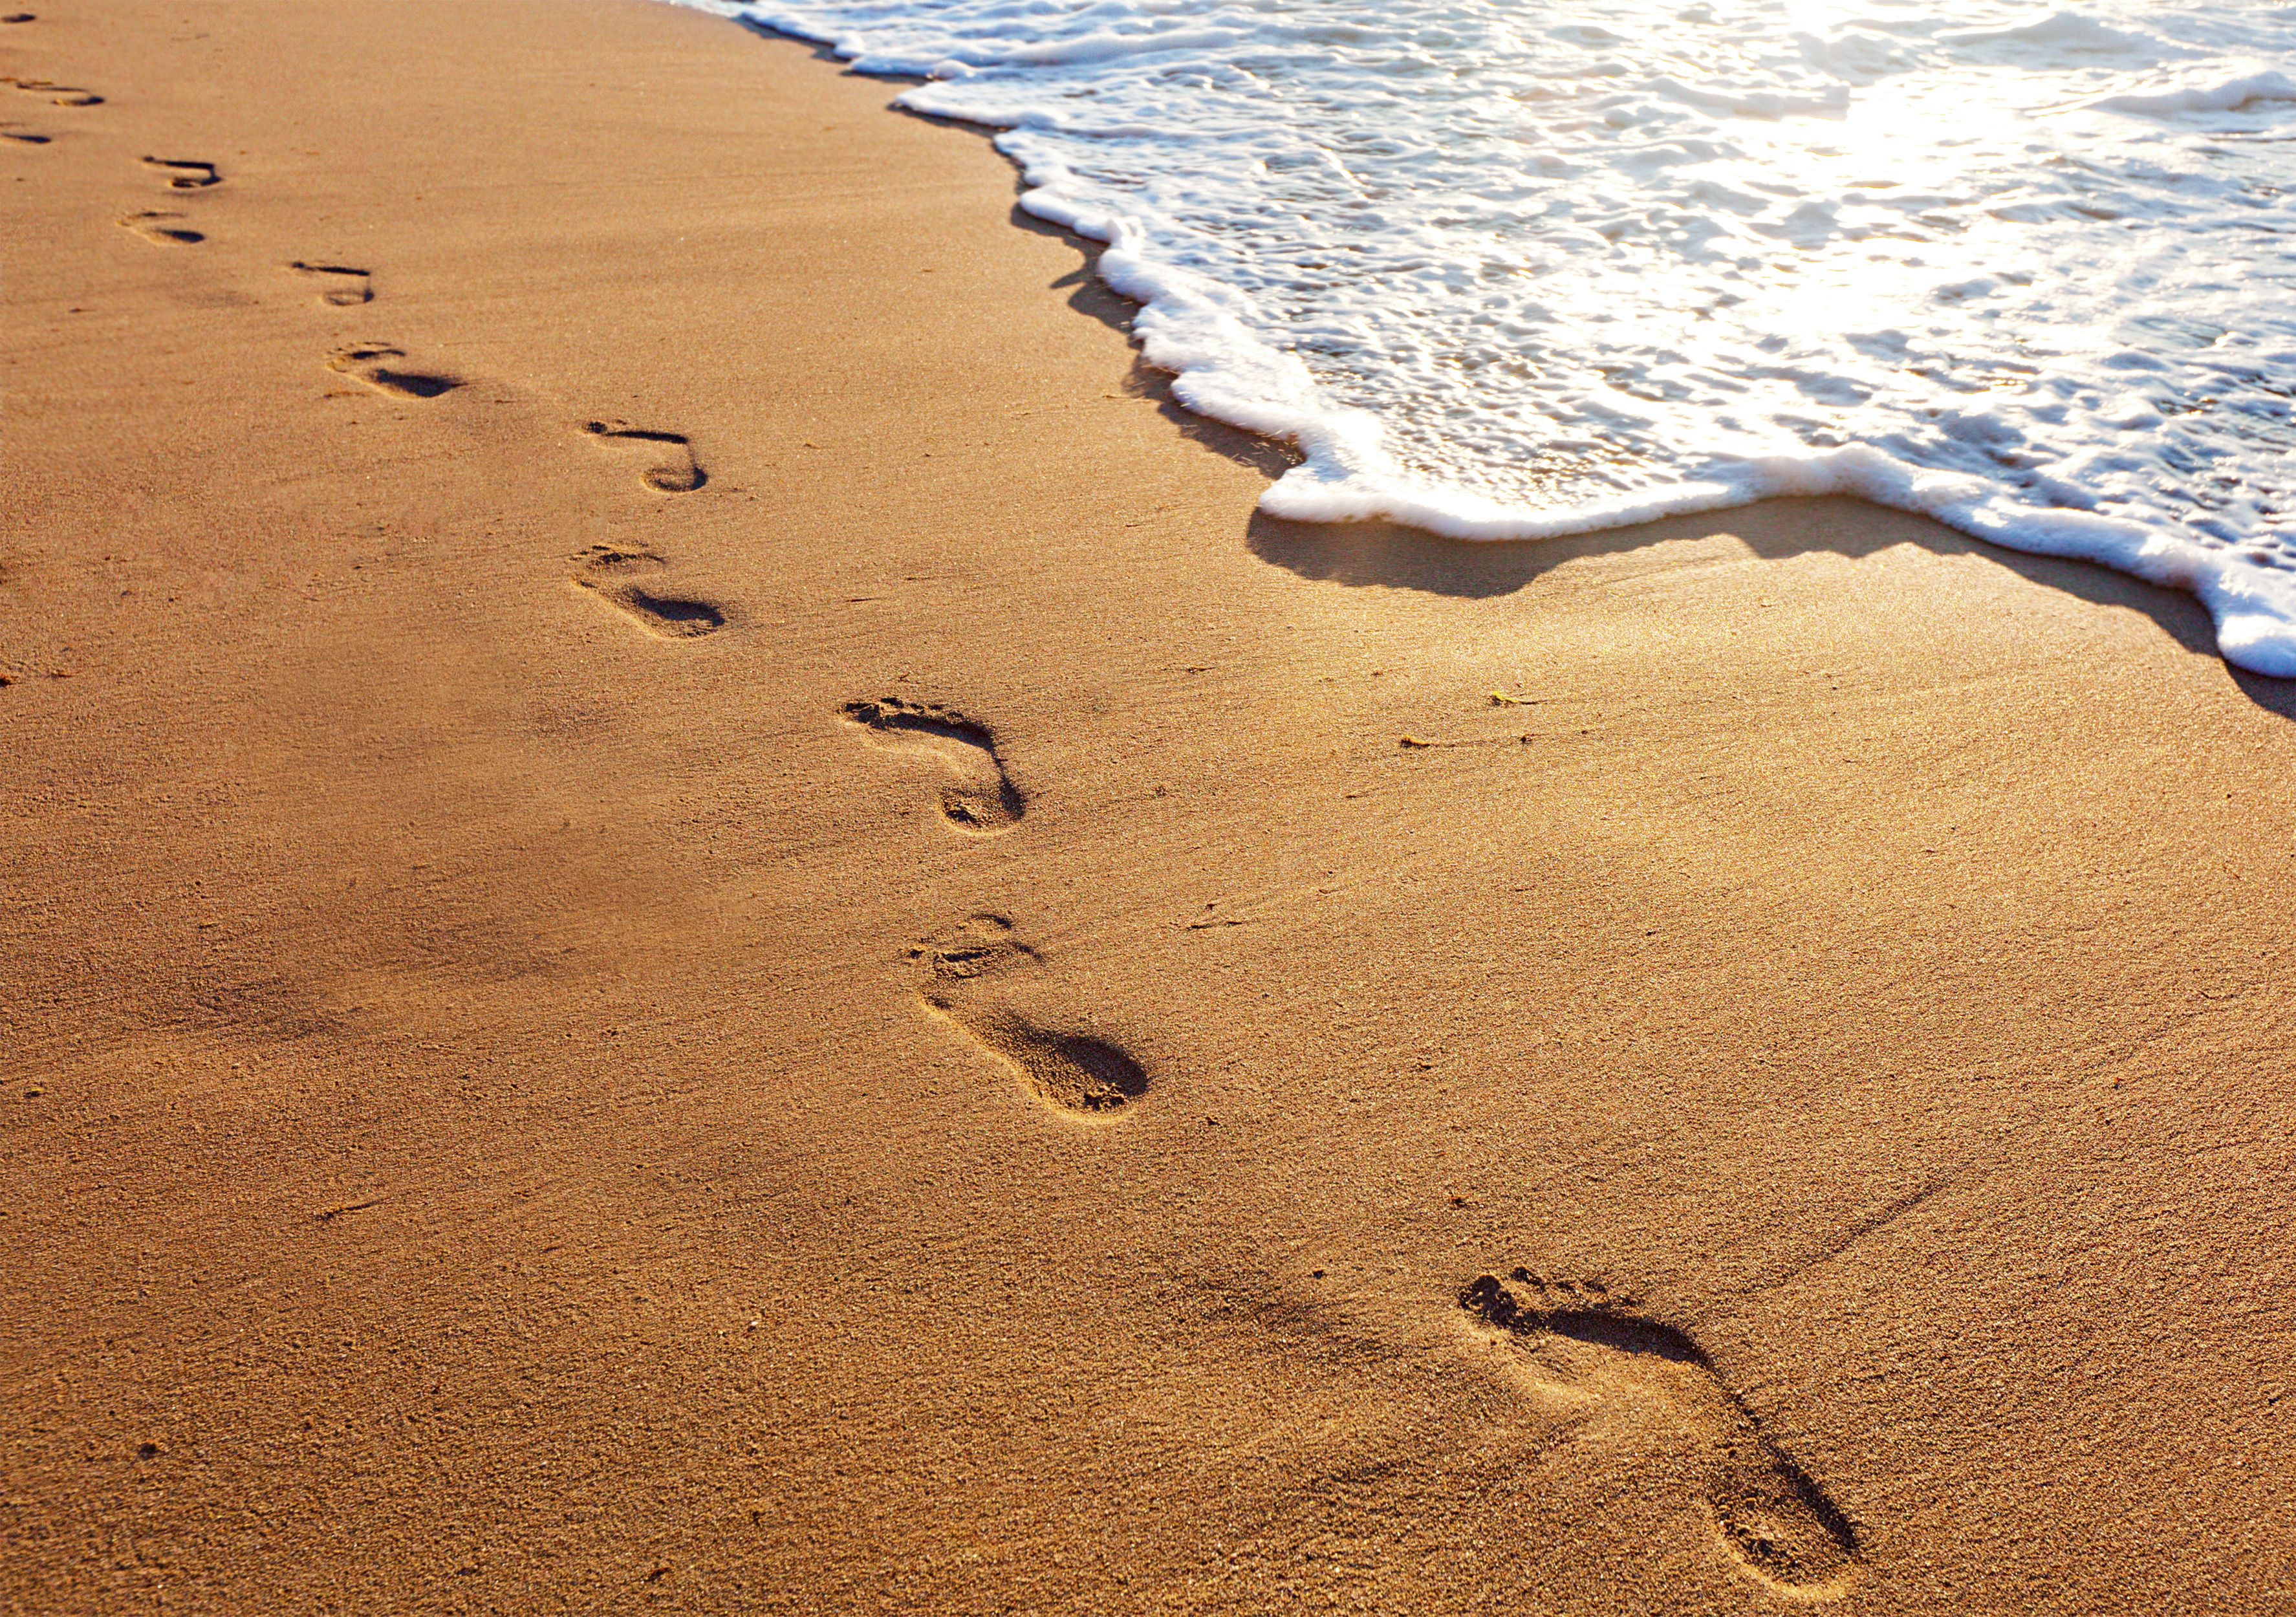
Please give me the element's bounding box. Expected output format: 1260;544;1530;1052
5;1;2295;1611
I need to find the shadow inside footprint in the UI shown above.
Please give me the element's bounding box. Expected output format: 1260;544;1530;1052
1460;1273;1863;1598
843;697;1024;834
5;76;98;105
584;420;706;492
940;1008;1148;1115
913;917;1147;1121
118;211;202;246
1;124;49;144
143;155;219;189
290;261;373;305
570;545;725;639
327;342;460;399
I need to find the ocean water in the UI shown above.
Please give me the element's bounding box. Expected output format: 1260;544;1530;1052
690;0;2296;673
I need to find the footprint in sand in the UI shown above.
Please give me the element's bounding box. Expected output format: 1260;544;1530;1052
1;122;49;144
2;13;35;22
569;545;726;639
290;261;373;305
1460;1272;1864;1599
843;697;1024;835
142;155;219;189
118;210;203;246
326;342;462;399
583;420;706;493
913;915;1148;1122
4;76;100;105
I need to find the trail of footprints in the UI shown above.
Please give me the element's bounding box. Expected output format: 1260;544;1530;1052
834;688;1146;1116
865;763;1867;1581
1461;1271;1864;1598
848;712;1142;1121
1;23;92;149
117;149;221;247
313;355;731;639
21;16;733;645
858;711;1863;1588
35;30;1878;1594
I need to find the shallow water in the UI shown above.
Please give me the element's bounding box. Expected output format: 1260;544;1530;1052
689;0;2296;671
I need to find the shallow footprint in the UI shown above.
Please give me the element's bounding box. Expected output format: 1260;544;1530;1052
1460;1272;1863;1599
326;342;461;399
1;122;49;144
142;155;219;189
843;696;1024;834
118;210;202;246
583;419;706;492
2;12;34;21
913;916;1147;1121
569;545;725;640
4;76;99;105
290;260;372;305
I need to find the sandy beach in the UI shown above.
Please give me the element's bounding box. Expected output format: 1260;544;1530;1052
5;0;2295;1611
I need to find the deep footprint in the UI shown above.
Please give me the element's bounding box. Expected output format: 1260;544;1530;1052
1461;1272;1863;1598
4;76;98;105
913;917;1147;1120
117;210;202;246
290;260;373;305
843;696;1024;834
584;419;706;492
570;545;725;639
142;155;219;189
326;342;461;399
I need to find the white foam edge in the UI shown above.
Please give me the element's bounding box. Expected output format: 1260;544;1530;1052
2090;66;2296;114
728;3;2296;678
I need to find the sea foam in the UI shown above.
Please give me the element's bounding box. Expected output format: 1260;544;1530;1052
685;0;2296;673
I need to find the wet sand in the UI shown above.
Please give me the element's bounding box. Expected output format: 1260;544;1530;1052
5;1;2295;1611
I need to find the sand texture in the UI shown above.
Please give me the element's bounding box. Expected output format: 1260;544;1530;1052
5;1;2295;1611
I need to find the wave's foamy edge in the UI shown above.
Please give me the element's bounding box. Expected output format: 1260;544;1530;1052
740;3;2296;678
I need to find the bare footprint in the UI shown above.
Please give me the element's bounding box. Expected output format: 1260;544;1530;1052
583;419;706;492
1460;1272;1863;1599
843;696;1024;834
4;76;99;105
142;155;219;189
118;210;202;246
290;261;372;305
913;916;1147;1121
569;545;725;640
326;342;461;399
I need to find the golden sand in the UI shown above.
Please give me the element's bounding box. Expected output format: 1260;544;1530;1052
5;1;2294;1609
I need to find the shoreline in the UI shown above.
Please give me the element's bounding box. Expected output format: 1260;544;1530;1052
733;5;2296;680
6;1;2296;1612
